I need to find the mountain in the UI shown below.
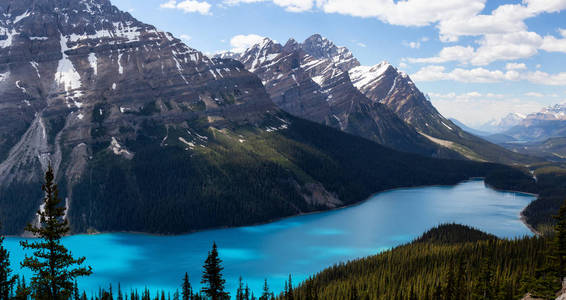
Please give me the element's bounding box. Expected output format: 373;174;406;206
222;35;536;165
0;0;529;234
217;36;458;158
499;104;566;143
348;61;535;165
478;113;526;134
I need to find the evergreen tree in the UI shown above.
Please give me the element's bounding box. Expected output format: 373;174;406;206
244;284;250;300
287;275;293;300
117;283;123;300
14;276;31;300
200;243;228;300
182;273;192;300
259;279;270;300
20;165;92;299
0;226;15;299
236;276;244;300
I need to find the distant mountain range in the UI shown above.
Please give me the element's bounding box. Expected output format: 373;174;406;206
217;35;535;164
0;0;532;235
475;104;566;145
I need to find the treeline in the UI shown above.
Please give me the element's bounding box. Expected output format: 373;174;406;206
288;215;566;300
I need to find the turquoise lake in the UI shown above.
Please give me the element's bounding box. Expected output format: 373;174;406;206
4;180;535;297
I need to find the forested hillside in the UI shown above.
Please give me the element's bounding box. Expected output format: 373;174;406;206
288;223;564;300
66;115;536;234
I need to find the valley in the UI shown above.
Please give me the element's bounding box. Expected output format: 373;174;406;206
4;180;535;296
0;0;563;299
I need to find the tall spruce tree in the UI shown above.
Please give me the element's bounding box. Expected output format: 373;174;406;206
182;272;192;300
20;165;92;299
259;279;270;300
236;276;244;300
0;226;15;299
201;242;228;300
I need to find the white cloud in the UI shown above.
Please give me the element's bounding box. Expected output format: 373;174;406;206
428;92;543;126
403;41;420;49
180;34;192;42
273;0;314;12
408;46;474;64
506;63;527;70
409;31;543;66
357;42;367;48
160;0;212;15
230;34;266;52
411;65;520;83
318;0;485;27
399;62;408;69
526;71;566;86
412;65;566;86
223;0;314;12
541;28;566;53
525;92;544;97
160;0;177;8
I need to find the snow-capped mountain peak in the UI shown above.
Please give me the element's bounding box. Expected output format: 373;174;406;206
349;61;393;91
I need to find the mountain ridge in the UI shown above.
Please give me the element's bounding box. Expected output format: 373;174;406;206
220;34;537;165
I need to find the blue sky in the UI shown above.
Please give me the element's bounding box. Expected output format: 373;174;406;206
112;0;566;126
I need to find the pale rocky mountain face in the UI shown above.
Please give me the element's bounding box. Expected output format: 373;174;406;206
220;35;452;158
479;113;526;134
501;104;566;142
347;60;535;163
0;0;281;233
221;34;535;164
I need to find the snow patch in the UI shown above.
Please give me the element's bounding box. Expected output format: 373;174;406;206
13;10;30;24
88;52;97;76
349;62;391;90
110;137;133;158
30;62;40;78
56;34;82;93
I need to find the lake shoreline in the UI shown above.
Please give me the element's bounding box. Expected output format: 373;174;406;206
14;178;537;239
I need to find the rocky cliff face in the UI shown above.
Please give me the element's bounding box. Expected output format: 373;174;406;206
219;35;452;158
0;0;286;233
223;34;535;164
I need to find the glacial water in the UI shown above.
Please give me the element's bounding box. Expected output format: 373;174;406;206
4;180;535;297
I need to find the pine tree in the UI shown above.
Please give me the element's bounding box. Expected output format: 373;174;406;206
259;279;270;300
244;284;250;300
20;165;92;299
236;276;244;300
0;226;15;299
117;283;123;300
200;242;228;300
14;276;31;300
182;273;192;300
287;275;293;300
